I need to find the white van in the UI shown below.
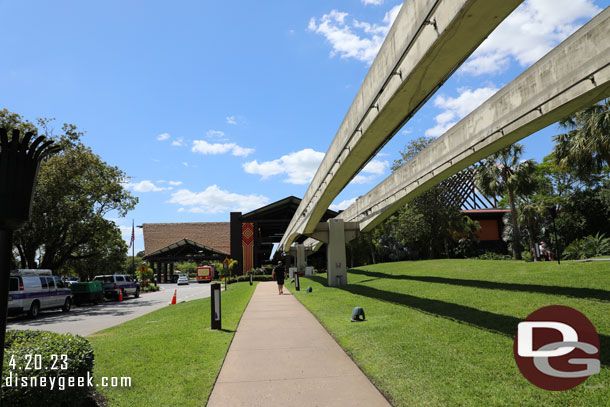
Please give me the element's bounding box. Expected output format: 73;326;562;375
8;269;73;318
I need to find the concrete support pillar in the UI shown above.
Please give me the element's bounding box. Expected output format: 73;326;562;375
327;219;347;287
296;244;306;275
163;263;168;283
156;262;162;283
169;262;174;281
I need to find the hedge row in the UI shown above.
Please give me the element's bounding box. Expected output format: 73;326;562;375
210;275;274;285
2;330;94;407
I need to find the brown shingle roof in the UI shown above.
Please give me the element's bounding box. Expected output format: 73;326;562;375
143;222;230;256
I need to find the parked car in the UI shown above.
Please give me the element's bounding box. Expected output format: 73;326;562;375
177;275;189;285
93;274;140;300
8;269;73;318
62;277;80;287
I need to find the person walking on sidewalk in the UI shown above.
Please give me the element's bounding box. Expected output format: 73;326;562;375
272;261;286;295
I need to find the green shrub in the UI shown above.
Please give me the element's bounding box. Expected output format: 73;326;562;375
2;330;94;407
521;251;533;262
236;275;273;283
563;233;610;259
475;252;512;260
141;284;159;292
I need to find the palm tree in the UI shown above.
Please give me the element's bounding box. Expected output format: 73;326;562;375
517;196;548;260
476;144;537;259
553;99;610;178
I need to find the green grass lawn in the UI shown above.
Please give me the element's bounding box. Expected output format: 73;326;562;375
88;282;256;407
289;260;609;407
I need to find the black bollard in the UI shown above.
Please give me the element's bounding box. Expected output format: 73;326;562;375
210;283;222;330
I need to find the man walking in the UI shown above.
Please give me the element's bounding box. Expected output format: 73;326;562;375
272;261;286;295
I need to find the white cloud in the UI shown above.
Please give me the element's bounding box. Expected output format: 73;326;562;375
362;159;388;175
169;185;269;214
351;174;378;184
308;4;401;64
461;0;600;75
362;0;383;5
349;159;389;184
243;148;325;184
226;116;237;125
206;130;227;141
191;140;255;157
125;180;169;193
171;137;185;147
426;86;499;137
117;223;143;244
157;132;170;141
330;197;357;211
183;162;189;167
168;180;183;186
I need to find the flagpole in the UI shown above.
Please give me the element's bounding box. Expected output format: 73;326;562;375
131;219;135;274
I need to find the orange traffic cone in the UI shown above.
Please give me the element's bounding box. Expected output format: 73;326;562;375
170;289;177;305
118;290;123;302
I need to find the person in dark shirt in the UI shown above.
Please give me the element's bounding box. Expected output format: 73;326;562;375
272;261;286;295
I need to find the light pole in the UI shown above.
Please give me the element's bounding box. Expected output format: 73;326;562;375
0;128;59;388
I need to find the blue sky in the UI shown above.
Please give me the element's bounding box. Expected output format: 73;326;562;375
1;0;608;254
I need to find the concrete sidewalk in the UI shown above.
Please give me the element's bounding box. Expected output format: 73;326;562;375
207;281;391;407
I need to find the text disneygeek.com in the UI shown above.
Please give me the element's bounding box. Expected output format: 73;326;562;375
4;371;132;390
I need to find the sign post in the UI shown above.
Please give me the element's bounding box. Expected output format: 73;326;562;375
210;283;221;330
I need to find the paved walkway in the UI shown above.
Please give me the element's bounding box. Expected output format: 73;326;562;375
207;281;391;407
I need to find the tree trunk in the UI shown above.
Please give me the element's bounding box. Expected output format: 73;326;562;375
507;189;523;260
527;214;538;261
368;233;376;265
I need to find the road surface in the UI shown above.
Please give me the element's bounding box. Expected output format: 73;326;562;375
7;282;211;337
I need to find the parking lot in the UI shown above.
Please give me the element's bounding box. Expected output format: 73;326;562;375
7;282;211;336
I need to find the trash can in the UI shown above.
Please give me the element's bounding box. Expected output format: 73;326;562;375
71;281;104;306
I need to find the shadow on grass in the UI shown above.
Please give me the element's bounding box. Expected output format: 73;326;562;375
307;275;328;286
338;284;609;368
349;269;610;302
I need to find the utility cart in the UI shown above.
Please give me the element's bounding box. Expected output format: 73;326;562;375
70;281;104;305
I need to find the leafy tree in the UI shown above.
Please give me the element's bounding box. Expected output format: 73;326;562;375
66;225;127;280
369;136;469;260
554;98;610;178
124;256;144;274
451;216;482;258
1;109;137;274
175;261;197;275
476;144;536;259
391;136;435;171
